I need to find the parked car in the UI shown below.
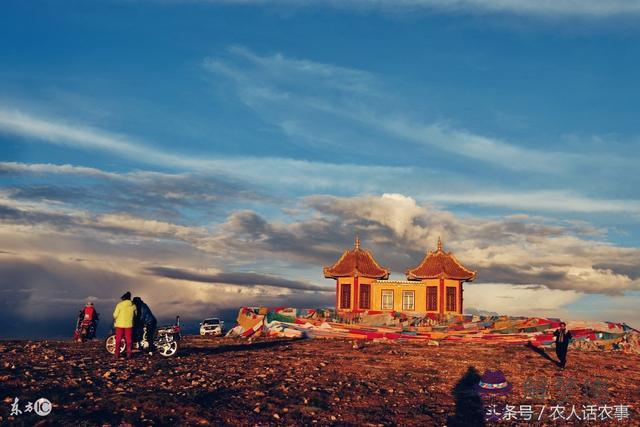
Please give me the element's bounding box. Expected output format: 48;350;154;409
200;318;224;336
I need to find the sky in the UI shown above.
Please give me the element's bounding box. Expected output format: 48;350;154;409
1;0;639;338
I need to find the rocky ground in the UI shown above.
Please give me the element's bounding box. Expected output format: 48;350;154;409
0;336;638;426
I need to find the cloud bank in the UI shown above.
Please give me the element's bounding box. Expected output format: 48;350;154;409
188;0;640;18
2;162;640;336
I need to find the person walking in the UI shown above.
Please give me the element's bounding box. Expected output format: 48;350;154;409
113;291;137;359
553;321;572;368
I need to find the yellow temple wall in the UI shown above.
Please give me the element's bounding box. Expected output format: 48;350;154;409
336;277;463;314
370;282;425;312
366;279;462;314
336;276;377;310
444;279;461;314
336;277;354;310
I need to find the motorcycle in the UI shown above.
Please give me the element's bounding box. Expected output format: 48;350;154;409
74;313;99;343
105;316;182;357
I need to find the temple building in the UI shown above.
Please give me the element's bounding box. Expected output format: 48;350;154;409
324;237;476;315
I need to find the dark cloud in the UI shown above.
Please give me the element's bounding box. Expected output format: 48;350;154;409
0;203;82;231
479;264;569;287
0;198;210;247
0;162;268;221
217;210;349;266
209;195;640;295
2;182;640;337
218;207;430;272
0;256;137;338
145;265;331;292
593;263;640;280
0;253;334;338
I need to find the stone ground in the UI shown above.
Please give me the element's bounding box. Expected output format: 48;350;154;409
0;336;638;426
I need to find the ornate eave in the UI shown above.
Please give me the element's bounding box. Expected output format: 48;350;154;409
405;237;476;281
323;236;390;280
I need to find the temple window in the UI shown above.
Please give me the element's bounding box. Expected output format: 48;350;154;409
381;289;394;309
359;284;371;309
427;286;438;311
340;284;351;309
446;287;456;312
402;290;415;311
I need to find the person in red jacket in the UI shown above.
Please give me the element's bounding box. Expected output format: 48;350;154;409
74;302;99;341
83;302;96;321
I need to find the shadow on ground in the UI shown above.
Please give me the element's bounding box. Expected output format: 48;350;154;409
525;342;558;366
447;366;485;427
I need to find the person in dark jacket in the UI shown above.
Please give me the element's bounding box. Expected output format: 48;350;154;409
553;322;572;368
132;297;157;354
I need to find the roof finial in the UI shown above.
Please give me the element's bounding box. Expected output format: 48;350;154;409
437;236;442;252
355;234;361;250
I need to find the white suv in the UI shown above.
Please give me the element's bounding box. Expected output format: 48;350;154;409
199;318;224;336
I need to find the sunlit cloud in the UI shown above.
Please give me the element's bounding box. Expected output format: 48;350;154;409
464;283;581;317
425;190;640;214
178;0;640;18
2;185;640;337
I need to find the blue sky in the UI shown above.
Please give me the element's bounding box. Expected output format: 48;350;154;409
1;0;640;337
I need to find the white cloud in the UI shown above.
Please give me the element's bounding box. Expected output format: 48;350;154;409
378;120;566;173
0;108;166;162
185;0;640;17
466;284;640;326
204;46;637;179
380;0;640;17
0;161;117;179
219;193;640;295
2;188;640;332
2;46;639;215
7;186;637;297
94;213;209;241
225;45;375;94
425;190;640;214
464;283;581;317
0;108;413;194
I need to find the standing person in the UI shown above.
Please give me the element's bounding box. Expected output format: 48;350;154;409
74;302;99;342
132;297;157;355
553;321;572;368
113;292;137;359
83;302;99;339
